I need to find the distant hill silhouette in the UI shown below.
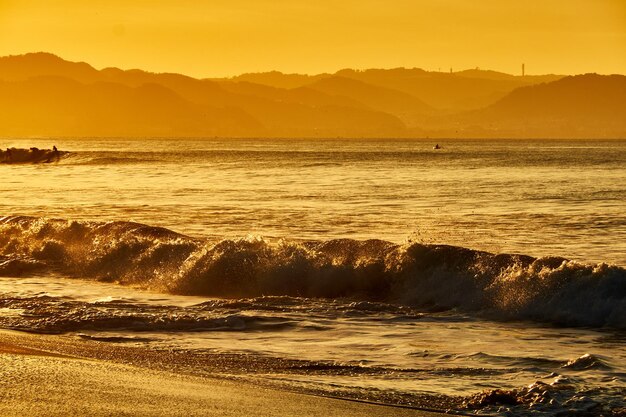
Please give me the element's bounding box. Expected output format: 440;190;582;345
222;71;328;89
457;74;626;137
226;67;564;110
306;76;433;126
0;76;261;137
0;52;100;83
0;53;405;137
336;68;565;110
216;81;366;109
0;53;622;138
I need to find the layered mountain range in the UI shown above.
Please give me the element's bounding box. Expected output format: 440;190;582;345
1;52;624;138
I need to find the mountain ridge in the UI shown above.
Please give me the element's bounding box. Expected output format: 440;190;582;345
0;52;623;138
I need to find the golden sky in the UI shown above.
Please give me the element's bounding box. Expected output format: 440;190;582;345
0;0;624;77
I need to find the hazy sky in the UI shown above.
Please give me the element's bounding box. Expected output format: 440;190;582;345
1;0;624;77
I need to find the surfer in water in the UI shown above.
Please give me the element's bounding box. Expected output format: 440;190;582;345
52;145;61;162
433;144;441;150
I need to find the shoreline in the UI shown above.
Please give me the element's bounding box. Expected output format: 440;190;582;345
0;330;450;417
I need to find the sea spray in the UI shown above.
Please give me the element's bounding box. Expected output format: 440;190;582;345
1;215;624;328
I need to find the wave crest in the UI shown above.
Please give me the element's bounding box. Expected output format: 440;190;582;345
1;215;624;328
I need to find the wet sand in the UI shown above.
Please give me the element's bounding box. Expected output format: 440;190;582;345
0;330;448;417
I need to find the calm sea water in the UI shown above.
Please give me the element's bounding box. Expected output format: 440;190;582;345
1;138;625;416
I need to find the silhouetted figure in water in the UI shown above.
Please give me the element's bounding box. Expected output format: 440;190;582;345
51;145;60;162
433;144;441;150
5;148;12;162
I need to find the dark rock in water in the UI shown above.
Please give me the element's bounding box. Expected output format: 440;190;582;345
0;147;68;164
465;389;520;408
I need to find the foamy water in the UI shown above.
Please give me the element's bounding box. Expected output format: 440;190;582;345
1;138;625;415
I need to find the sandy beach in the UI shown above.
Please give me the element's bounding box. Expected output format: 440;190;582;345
0;330;449;417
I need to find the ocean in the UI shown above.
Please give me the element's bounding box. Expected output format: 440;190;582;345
1;138;625;416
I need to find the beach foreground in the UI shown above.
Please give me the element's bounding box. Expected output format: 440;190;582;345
0;330;447;417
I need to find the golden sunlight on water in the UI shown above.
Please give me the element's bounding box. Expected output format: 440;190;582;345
1;3;625;413
2;138;625;265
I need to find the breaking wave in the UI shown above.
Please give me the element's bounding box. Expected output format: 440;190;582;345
0;148;69;164
1;215;624;328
